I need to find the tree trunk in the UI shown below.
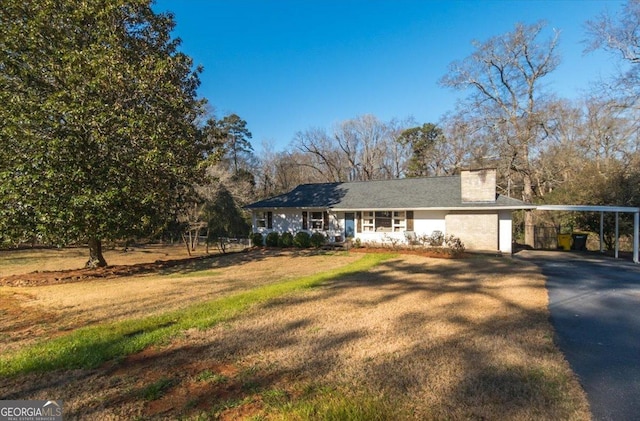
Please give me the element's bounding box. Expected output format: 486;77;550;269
522;170;536;248
86;238;108;268
181;232;192;256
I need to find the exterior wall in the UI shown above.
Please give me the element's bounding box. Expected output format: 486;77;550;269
461;169;497;202
413;210;447;236
253;208;514;253
445;212;498;251
253;210;342;241
498;210;513;253
351;210;447;245
253;210;303;235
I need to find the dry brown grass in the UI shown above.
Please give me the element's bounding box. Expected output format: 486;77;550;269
0;250;591;420
0;247;360;353
0;243;214;277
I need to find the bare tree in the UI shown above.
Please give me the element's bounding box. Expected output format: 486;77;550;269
439;109;490;175
440;21;560;247
334;115;395;181
586;0;640;107
293;127;347;182
581;98;639;168
291;115;411;183
382;118;412;179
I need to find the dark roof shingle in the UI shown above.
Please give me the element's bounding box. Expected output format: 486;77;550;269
246;176;531;210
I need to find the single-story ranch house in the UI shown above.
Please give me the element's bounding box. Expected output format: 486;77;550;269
246;168;535;253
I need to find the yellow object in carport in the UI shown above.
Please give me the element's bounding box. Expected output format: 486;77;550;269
557;233;572;251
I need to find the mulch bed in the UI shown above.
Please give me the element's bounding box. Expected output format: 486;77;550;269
349;246;468;259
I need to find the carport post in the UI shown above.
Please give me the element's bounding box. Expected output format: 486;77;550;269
634;211;639;264
600;212;604;253
615;212;619;259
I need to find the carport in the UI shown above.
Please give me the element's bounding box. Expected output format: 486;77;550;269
536;205;640;264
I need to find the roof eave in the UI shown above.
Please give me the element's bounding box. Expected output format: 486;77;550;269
332;205;536;211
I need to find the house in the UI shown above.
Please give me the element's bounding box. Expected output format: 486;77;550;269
245;168;535;253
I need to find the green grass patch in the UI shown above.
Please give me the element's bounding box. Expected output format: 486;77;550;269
139;377;175;401
164;269;221;279
267;385;403;421
0;253;394;377
194;369;227;384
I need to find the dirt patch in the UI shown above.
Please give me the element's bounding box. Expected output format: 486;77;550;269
0;291;61;344
0;251;241;287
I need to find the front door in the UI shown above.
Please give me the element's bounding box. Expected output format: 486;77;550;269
345;213;355;238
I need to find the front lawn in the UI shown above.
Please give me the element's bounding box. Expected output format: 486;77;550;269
0;248;590;420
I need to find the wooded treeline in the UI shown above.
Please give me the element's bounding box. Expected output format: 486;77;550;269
245;6;640;248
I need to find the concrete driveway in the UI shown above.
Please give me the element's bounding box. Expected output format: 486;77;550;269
516;250;640;421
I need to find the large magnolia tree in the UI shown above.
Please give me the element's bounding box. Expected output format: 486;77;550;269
0;0;209;266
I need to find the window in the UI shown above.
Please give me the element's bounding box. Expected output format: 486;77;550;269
360;210;407;232
303;211;329;231
375;211;392;232
311;212;324;230
362;211;374;232
256;211;272;229
392;211;406;232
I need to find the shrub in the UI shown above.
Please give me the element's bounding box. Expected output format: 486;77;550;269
293;231;311;248
310;232;326;248
404;231;419;245
427;230;444;247
279;232;294;248
444;234;465;254
265;232;280;247
250;232;263;247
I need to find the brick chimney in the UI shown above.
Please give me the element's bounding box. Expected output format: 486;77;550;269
460;168;497;202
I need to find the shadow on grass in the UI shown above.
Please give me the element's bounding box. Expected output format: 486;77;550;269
0;254;589;420
156;248;343;277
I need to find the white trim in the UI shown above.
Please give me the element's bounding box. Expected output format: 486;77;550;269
332;206;535;211
537;205;640;213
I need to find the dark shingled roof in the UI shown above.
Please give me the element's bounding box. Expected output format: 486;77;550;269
246;175;533;210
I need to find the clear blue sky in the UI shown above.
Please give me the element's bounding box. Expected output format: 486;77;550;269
152;0;623;153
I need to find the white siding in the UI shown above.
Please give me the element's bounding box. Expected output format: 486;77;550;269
353;210;448;244
255;208;514;252
254;211;302;235
412;210;447;237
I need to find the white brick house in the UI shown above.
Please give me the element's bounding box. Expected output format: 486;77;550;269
246;169;534;253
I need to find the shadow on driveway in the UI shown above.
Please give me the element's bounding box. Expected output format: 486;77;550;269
516;250;640;421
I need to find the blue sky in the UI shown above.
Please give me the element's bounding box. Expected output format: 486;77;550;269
152;0;624;153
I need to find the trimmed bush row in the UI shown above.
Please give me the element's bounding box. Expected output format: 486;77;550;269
250;231;326;249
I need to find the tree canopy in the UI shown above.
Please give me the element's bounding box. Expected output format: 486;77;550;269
398;123;446;177
0;0;208;266
440;21;560;246
214;114;253;174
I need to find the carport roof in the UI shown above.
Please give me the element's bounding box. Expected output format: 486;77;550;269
537;205;640;213
536;204;639;264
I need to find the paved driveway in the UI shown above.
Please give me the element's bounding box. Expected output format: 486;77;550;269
516;250;640;421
